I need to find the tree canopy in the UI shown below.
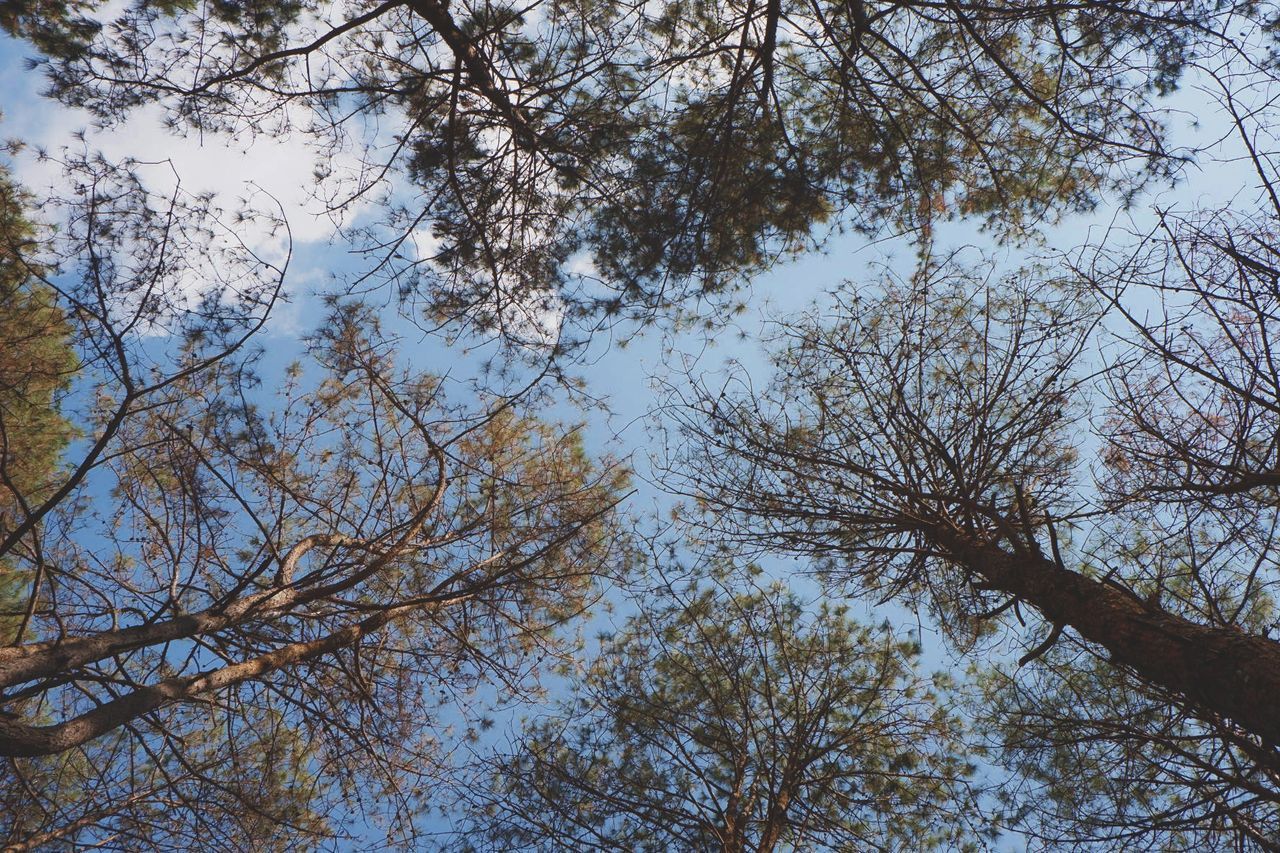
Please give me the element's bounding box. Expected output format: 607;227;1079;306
4;0;1280;849
457;570;993;851
0;161;77;649
0;153;631;847
664;158;1280;845
9;0;1268;340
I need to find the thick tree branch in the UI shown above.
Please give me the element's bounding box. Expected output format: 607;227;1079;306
939;528;1280;747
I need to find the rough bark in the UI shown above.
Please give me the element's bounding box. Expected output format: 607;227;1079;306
941;529;1280;747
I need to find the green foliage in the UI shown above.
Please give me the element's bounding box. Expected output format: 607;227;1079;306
2;706;332;851
0;155;632;847
662;209;1280;845
976;648;1280;850
0;0;101;60
0;167;75;521
8;0;1261;341
3;3;1280;849
0;164;76;645
459;569;995;851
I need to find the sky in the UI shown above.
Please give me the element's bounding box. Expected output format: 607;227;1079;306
1;20;1275;848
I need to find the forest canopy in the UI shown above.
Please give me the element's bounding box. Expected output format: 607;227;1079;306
2;0;1280;850
6;0;1265;340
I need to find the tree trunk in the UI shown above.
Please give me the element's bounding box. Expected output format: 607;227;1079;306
940;529;1280;747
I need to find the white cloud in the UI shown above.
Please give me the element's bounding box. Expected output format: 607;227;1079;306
411;226;444;262
0;37;383;339
0;41;352;248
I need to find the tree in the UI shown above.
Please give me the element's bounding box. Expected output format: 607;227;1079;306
664;206;1280;845
8;0;1267;341
0;152;631;848
455;568;992;851
4;1;1280;847
975;645;1280;849
0;163;77;645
